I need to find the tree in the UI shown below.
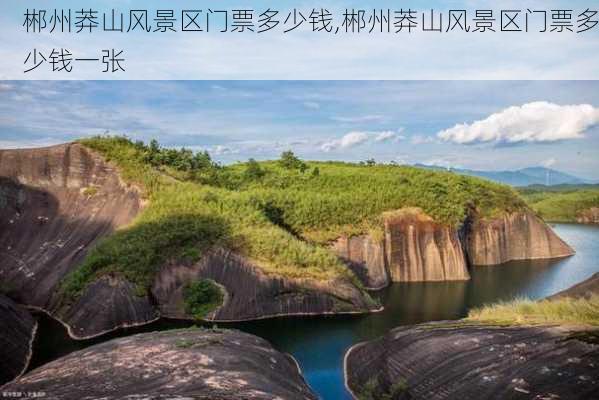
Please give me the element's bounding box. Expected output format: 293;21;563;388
311;167;320;177
245;158;265;180
279;150;307;171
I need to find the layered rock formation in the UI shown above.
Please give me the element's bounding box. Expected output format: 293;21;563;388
384;210;469;282
333;208;471;286
0;294;37;385
152;248;377;321
334;208;574;288
332;235;389;289
2;328;318;400
0;144;142;330
345;323;599;400
465;211;575;265
577;207;599;224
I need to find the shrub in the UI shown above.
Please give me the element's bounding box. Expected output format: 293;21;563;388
183;279;224;320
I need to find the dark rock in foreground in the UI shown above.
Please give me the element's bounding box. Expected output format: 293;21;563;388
345;323;599;400
0;294;37;385
3;328;317;400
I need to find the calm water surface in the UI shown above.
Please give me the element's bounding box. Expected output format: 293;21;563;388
29;223;599;400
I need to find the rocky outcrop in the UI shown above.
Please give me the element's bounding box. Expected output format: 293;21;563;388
577;207;599;224
335;209;574;287
0;143;142;313
549;272;599;300
384;210;469;282
333;209;470;286
345;322;599;400
59;275;158;338
332;235;389;289
0;294;37;385
2;328;318;399
465;211;575;265
152;248;378;321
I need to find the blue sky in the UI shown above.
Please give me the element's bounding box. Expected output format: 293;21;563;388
1;81;598;179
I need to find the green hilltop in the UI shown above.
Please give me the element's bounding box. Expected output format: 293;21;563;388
519;185;599;222
60;136;526;302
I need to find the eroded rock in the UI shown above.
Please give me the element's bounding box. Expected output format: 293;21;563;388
0;144;143;338
0;294;37;385
2;328;318;400
152;248;378;321
465;211;574;265
345;323;599;400
577;207;599;224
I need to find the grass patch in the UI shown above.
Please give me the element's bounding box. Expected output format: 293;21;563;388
60;136;527;304
183;279;224;320
519;184;599;222
467;296;599;327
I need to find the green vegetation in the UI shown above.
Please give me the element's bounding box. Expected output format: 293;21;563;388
519;184;599;222
183;279;224;320
467;296;599;327
356;374;408;400
60;136;525;303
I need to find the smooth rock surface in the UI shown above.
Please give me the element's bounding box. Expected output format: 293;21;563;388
2;328;318;400
0;294;36;385
465;211;574;266
332;235;389;289
384;211;470;282
152;248;377;321
0;144;143;337
345;322;599;400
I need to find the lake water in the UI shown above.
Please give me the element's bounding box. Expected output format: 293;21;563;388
28;223;599;399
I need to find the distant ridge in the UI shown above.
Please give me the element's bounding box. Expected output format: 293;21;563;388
414;164;591;187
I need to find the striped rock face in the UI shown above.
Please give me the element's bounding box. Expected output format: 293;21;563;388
3;328;318;400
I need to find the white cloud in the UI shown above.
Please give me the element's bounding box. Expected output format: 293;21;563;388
411;135;436;145
375;130;401;142
321;131;370;152
331;114;388;123
210;145;239;156
438;102;599;145
303;101;320;110
320;129;404;152
541;157;557;168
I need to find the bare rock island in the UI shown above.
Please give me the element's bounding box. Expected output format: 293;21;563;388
0;294;37;386
2;328;318;400
344;273;599;400
344;323;599;400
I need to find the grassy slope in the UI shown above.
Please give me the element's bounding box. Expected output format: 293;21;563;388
467;296;599;327
519;185;599;222
60;137;526;301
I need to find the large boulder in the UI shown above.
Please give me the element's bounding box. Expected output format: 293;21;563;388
345;322;599;400
0;294;37;385
2;328;318;400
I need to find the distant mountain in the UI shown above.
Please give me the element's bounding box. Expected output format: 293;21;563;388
414;164;590;187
